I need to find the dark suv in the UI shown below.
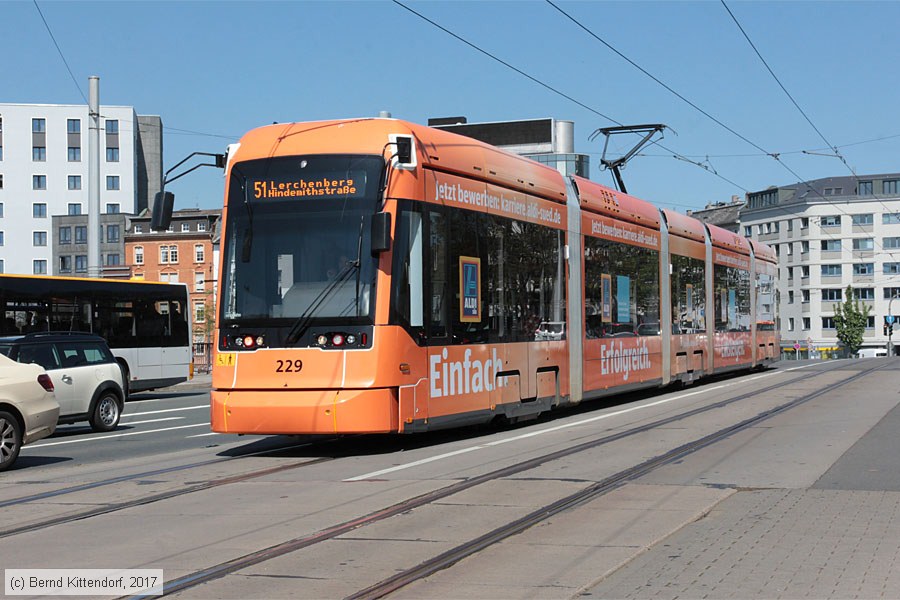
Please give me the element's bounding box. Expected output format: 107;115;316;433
0;333;125;432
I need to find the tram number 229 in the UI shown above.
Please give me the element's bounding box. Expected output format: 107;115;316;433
275;359;303;373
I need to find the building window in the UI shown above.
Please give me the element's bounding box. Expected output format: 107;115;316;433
884;213;900;225
33;231;47;246
852;213;873;226
194;244;204;262
59;227;72;245
32;147;46;161
32;118;46;133
75;225;87;244
821;264;842;276
801;265;809;278
820;215;841;227
852;238;874;251
0;231;4;246
0;174;3;189
197;222;207;232
853;263;874;275
858;181;873;195
801;217;809;229
788;318;795;331
159;272;179;283
105;120;119;134
75;255;87;273
134;224;143;234
884;237;900;249
67;119;80;134
59;255;72;273
181;223;190;232
32;175;47;190
134;246;143;265
822;288;843;301
68;147;81;162
68;203;82;215
801;241;809;253
821;239;841;251
195;272;205;292
106;176;120;191
106;147;120;162
867;315;876;328
33;260;47;275
33;203;47;218
884;288;900;299
823;188;843;196
803;317;810;330
802;290;810;303
67;175;81;190
194;301;206;323
884;180;899;195
822;316;836;329
788;290;794;304
106;203;120;214
160;245;179;264
106;253;120;266
106;224;120;243
854;288;875;300
884;263;900;275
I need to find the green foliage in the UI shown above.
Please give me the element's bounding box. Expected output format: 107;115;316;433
833;285;871;355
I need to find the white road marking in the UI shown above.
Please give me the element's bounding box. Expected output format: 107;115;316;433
26;423;211;448
119;417;184;426
124;405;208;418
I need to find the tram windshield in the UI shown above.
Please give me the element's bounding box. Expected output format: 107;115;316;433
220;154;383;326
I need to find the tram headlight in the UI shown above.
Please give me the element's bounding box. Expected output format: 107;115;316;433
346;334;357;345
332;333;345;347
316;334;329;346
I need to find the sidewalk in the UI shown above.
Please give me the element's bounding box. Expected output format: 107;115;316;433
156;372;212;393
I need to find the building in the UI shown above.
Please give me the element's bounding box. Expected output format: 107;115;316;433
686;196;744;233
124;209;220;354
740;173;900;357
428;117;590;178
52;212;133;278
0;103;162;275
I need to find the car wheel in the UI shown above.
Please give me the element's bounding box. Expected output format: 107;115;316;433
90;392;121;432
0;410;22;471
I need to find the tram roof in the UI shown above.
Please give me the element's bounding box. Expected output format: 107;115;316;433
706;222;752;255
661;208;706;242
571;176;661;229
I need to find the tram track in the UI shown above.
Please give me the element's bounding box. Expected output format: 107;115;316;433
137;361;871;599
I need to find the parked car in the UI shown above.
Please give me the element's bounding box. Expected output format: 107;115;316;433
0;353;59;471
0;333;125;432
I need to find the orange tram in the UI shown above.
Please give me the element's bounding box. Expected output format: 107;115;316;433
210;118;779;435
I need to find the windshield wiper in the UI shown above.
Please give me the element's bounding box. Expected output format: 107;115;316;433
285;260;360;344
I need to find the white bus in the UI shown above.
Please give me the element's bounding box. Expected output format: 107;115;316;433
0;274;192;396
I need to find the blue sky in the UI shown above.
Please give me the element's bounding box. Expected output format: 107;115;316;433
5;1;899;213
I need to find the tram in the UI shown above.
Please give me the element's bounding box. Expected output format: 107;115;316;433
201;118;778;434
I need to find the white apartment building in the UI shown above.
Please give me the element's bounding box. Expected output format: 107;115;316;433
0;103;162;275
740;174;900;357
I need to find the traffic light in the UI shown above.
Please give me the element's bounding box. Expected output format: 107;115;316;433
885;324;889;336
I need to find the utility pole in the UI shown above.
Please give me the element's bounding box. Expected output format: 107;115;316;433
88;76;101;278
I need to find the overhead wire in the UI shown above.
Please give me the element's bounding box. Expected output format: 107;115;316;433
391;0;750;193
32;0;87;104
547;0;890;259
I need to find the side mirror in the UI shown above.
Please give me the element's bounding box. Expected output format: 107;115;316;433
151;191;174;231
395;136;413;164
371;212;392;254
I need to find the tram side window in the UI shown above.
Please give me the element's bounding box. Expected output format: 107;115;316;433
414;205;566;346
584;236;660;338
671;254;706;334
714;264;751;332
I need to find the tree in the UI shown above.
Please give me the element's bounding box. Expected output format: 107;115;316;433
833;285;870;356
